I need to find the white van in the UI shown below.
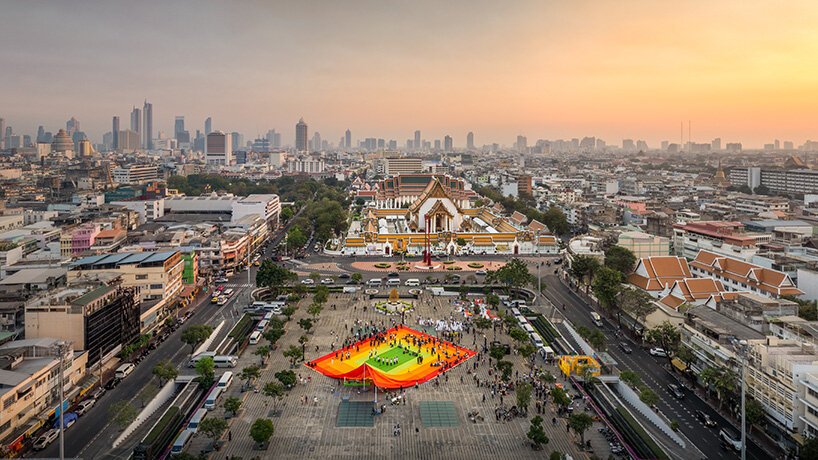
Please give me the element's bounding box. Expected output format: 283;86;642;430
343;286;359;293
522;324;536;334
367;279;382;287
249;331;261;345
405;279;420;287
115;363;135;379
386;278;401;286
530;333;544;348
591;312;603;327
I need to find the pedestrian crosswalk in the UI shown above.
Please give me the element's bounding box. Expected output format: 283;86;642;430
219;283;255;289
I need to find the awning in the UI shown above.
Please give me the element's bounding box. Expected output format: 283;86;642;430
671;357;688;372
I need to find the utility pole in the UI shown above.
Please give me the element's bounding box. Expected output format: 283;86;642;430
56;341;67;460
741;353;747;460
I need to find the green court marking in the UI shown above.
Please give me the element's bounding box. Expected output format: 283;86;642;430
365;346;421;372
419;401;459;427
336;401;375;427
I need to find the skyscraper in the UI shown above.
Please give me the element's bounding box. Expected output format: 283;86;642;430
516;135;527;151
312;132;322;151
205;117;212;135
66;117;80;136
112;116;120;150
174;116;185;139
444;135;453;152
0;118;4;149
142;100;153;150
467;131;474;150
205;131;233;165
414;130;421;150
345;129;352;149
130;106;141;138
295;118;308;152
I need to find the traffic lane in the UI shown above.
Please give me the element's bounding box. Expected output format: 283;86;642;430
544;276;766;460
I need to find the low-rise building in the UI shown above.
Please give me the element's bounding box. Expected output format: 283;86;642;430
690;250;804;299
617;231;670;258
673;220;768;261
627;256;692;297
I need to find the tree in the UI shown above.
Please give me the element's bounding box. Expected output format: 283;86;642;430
527;416;549;450
604;246;637;276
586;330;607;351
568;413;594;447
281;305;297;321
307;302;323;320
280;206;294;222
275;369;297;389
195;356;216;388
489;258;534;292
550;386;571;408
516;382;532;414
517;342;537;368
713;369;738;410
489;344;508;363
249;418;275;448
108;401;138;430
263;381;285;412
456;237;467;247
549;452;563;460
313;285;329;305
256;260;298;291
181;324;214;354
543;206;569;235
619;370;641;387
570;255;601;285
309;272;321;282
240;365;261;385
639;388;659;406
486;293;500;309
263;327;285;346
592;267;623;316
223;396;242;417
283;345;303;366
198;417;228;445
645;321;681;357
473;317;492;335
298;317;313;334
508;327;529;344
497;360;513;382
287;226;307;251
745;397;765;433
351;272;363;284
255;345;271;364
152;359;178;387
675;346;695;368
799;435;818;459
617;288;657;323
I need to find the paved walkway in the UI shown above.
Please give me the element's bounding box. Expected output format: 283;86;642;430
191;290;609;459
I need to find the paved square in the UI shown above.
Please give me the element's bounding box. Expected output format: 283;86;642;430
419;401;459;427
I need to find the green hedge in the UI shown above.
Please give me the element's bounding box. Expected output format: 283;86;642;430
615;407;669;460
228;314;253;339
144;406;180;446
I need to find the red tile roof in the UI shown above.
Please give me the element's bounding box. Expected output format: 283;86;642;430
690;250;803;298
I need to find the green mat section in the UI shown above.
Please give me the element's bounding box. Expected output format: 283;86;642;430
336;401;375;427
366;346;418;371
419;401;459;427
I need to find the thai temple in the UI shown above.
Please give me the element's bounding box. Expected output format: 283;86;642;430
343;174;558;256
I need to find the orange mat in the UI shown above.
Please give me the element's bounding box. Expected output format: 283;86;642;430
305;326;475;389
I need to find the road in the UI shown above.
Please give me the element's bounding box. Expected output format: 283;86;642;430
541;273;767;460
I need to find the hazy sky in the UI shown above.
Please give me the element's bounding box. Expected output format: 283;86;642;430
3;0;818;148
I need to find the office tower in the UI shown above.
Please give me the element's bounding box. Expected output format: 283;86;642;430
345;129;352;149
66;117;80;135
444;135;453;152
710;138;721;151
774;139;780;150
118;130;140;151
312;132;322;151
388;140;397;150
174;116;185;139
205;131;233;165
112;116;120;150
434;140;441;151
231;132;243;151
205;117;212;135
516;135;527;151
622;139;635;151
636;140;648;151
22;135;32;147
414;130;421;150
466;131;474;150
784;141;794;150
295;118;308;151
4;125;11;149
0;118;4;149
130;106;141;137
661;140;669;151
142;100;153;150
36;126;44;143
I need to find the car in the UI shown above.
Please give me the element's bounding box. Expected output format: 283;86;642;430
33;429;59;450
89;387;105;400
254;260;261;266
104;379;120;390
76;399;96;415
666;383;684;399
695;410;717;427
301;279;315;285
345;280;357;285
474;270;488;276
618;342;633;354
338;273;351;279
387;272;400;278
448;274;461;282
216;285;225;292
320;278;334;285
649;347;668;357
215;277;229;284
719;428;742;451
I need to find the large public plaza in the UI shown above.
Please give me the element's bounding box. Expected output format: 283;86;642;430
204;286;612;460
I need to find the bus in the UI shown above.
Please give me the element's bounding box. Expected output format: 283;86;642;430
171;429;194;455
217;371;234;390
187;408;208;432
263;312;274;322
249;331;262;345
204;387;222;410
591;312;603;327
256;320;269;333
213;355;238;368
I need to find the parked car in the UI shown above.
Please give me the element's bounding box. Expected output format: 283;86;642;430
320;278;334;285
76;399;96;416
695;410;717;427
301;278;315;285
666;383;684;400
33;429;59;450
387;272;400;278
649;347;668;357
338;273;351;279
719;428;742;451
104;379;120;390
89;387;105;400
618;342;633;354
215;277;229;284
474;270;487;276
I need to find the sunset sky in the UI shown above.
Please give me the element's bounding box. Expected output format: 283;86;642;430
2;0;818;148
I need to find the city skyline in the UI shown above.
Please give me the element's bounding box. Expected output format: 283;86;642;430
3;1;818;147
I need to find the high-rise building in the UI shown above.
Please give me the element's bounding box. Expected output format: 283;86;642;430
36;126;45;143
711;138;721;151
142;100;153;150
467;131;474;150
516;135;527;151
414;130;421;150
118;130;141;151
112;116;120;150
444;135;453;152
66;117;80;136
295;118;308;151
434;139;441;151
312;132;322;151
231;132;243;152
0;118;4;149
205;131;233;165
130;106;141;138
205;117;212;135
345;129;352;149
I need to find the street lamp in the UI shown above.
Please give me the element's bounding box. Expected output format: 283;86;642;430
731;339;749;460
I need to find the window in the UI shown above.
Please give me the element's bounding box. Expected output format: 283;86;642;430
3;396;14;409
135;274;148;280
150;284;163;290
